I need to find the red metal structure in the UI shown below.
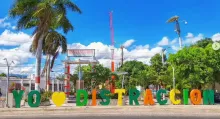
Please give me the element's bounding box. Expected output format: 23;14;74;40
109;11;115;93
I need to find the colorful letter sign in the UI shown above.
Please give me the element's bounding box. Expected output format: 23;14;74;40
144;89;155;105
156;89;167;105
52;92;66;107
115;89;125;106
28;90;41;107
11;88;216;108
76;90;88;106
12;90;24;108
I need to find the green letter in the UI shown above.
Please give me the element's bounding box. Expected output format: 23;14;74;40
28;90;41;107
156;89;167;105
12;90;24;108
129;89;140;105
76;90;88;106
203;90;214;105
100;89;111;105
183;89;189;105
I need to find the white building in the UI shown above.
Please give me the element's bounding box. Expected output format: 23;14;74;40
0;76;64;97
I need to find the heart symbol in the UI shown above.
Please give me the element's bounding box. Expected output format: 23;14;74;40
52;92;66;107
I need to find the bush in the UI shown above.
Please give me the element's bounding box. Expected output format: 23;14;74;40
41;91;53;102
87;93;118;99
70;90;75;95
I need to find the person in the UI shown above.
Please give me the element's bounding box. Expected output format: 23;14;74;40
0;88;2;97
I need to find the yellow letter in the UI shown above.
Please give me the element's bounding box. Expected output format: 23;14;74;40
52;92;66;107
170;89;181;105
115;89;125;106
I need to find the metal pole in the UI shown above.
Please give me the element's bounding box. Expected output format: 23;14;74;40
78;60;81;90
52;79;54;92
6;65;9;108
178;36;182;48
57;80;59;91
29;78;31;92
122;75;124;89
172;66;175;89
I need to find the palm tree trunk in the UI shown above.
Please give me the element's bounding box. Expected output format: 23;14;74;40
35;35;44;91
46;55;51;91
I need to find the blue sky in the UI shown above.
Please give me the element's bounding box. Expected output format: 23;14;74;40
0;0;220;74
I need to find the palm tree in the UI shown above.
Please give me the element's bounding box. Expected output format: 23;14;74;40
40;30;67;91
9;0;81;90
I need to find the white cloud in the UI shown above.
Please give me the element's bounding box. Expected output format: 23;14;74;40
212;33;220;42
12;26;17;30
184;33;204;45
170;38;177;45
0;30;31;46
186;33;194;38
0;30;35;74
68;40;162;70
122;39;135;48
0;17;11;28
171;46;179;51
158;37;169;46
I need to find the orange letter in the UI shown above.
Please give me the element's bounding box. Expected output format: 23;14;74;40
144;89;155;105
190;89;201;105
92;89;97;106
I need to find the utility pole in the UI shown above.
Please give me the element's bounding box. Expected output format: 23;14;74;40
3;58;14;108
120;45;124;67
161;48;166;65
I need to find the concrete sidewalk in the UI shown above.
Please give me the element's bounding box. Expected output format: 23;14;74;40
1;105;220;111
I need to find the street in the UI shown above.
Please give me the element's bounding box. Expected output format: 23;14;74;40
0;114;219;119
1;106;220;119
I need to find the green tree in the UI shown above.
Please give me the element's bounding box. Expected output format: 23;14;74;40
149;53;170;89
168;38;220;90
74;64;116;91
10;0;81;90
118;61;147;90
0;73;6;77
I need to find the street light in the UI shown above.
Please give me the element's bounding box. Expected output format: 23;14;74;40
165;62;175;89
161;47;171;65
167;15;187;48
114;72;128;89
3;58;14;108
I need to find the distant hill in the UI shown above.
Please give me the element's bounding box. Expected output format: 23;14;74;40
9;74;28;78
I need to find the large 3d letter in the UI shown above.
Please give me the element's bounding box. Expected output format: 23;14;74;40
28;90;41;107
183;89;189;105
100;89;111;106
203;90;214;105
156;89;167;105
170;89;181;105
76;90;88;106
129;89;140;105
115;89;125;106
144;89;155;105
92;89;97;106
12;90;24;108
190;89;201;105
52;92;66;107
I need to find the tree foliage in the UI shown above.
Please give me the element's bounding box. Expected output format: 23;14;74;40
0;73;6;77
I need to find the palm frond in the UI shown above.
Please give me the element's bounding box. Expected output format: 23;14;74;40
9;0;39;18
63;0;82;14
56;15;74;34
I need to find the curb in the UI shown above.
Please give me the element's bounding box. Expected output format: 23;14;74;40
1;105;220;112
